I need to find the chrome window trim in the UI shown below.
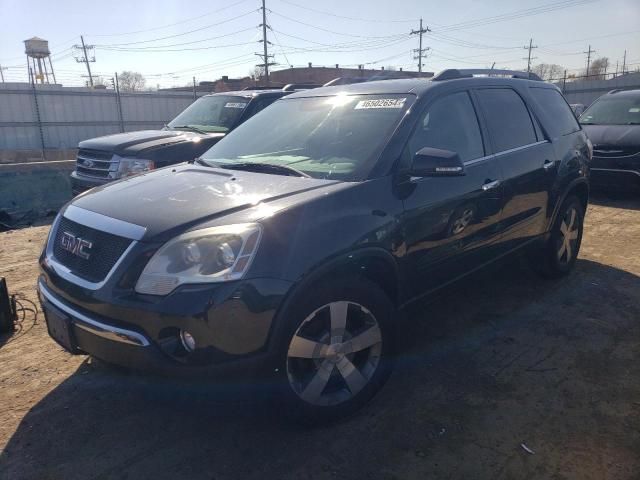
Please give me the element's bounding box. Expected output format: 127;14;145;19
64;205;146;240
463;140;549;167
38;281;150;347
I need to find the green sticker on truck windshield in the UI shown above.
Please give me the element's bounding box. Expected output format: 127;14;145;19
354;98;406;109
224;102;248;108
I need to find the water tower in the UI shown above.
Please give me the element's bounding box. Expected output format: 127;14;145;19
24;37;56;84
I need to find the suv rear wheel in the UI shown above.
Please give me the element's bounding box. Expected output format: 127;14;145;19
277;277;395;423
532;195;584;277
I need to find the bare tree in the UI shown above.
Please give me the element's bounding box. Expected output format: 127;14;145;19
584;57;610;80
531;63;565;81
119;71;146;91
250;66;265;84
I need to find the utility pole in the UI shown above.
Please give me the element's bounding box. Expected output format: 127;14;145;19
584;44;595;77
0;64;6;83
411;18;430;73
523;38;538;74
255;0;276;86
74;35;95;87
622;49;627;75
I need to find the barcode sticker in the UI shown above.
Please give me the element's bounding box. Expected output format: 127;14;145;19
224;102;248;108
354;98;406;109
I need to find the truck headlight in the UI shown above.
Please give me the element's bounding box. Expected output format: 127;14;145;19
135;223;262;295
116;157;155;178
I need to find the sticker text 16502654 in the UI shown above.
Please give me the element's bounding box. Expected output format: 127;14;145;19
354;98;406;110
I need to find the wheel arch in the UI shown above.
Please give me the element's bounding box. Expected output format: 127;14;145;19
549;178;589;230
265;247;401;350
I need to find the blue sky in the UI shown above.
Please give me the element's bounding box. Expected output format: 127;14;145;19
0;0;638;87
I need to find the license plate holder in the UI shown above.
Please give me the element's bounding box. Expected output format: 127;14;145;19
44;303;76;353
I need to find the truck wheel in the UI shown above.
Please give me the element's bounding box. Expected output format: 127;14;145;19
532;195;584;278
276;277;395;424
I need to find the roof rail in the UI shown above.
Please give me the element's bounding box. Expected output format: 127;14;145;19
282;83;323;92
323;77;369;87
241;86;279;91
433;69;542;82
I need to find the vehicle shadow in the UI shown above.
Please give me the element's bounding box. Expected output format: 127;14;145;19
2;258;640;480
589;190;640;211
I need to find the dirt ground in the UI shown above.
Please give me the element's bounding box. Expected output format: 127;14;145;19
0;194;639;480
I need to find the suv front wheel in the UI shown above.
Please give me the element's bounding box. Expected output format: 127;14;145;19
277;277;395;423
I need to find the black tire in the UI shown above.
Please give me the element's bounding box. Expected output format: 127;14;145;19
274;277;396;424
531;195;585;278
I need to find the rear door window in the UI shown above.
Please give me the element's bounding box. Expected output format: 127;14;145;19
476;88;537;153
530;88;580;137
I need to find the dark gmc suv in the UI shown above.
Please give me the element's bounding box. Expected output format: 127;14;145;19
38;69;591;421
70;89;292;195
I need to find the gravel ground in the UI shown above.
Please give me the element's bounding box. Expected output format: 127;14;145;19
0;193;639;480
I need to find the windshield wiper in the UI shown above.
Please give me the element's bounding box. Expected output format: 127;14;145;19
171;125;208;134
219;162;311;178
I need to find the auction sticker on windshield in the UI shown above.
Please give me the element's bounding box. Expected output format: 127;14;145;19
224;102;248;109
354;98;406;109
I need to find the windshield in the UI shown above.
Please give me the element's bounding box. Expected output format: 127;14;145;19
167;95;250;133
200;94;412;180
580;95;640;125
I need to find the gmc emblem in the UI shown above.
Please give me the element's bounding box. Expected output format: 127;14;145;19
60;231;93;260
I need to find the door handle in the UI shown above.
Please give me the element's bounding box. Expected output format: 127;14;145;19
482;179;501;191
543;159;555;171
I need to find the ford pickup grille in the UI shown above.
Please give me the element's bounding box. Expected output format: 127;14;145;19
75;149;117;179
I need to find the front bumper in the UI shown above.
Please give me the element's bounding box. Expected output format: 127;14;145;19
590;154;640;192
70;171;110;196
37;271;292;379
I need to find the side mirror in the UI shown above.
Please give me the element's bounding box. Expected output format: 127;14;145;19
410;147;465;177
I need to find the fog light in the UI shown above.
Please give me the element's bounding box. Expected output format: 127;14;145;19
180;330;196;352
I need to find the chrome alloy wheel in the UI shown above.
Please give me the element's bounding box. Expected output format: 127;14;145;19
557;206;580;264
286;301;383;407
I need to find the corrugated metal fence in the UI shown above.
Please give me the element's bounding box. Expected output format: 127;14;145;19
554;72;640;107
0;83;202;157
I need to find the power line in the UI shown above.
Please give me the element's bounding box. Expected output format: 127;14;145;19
94;27;257;50
88;0;252;37
433;0;596;33
276;0;415;23
93;9;259;46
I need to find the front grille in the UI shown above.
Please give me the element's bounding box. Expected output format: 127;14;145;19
52;216;132;283
75;149;117;179
592;145;640;158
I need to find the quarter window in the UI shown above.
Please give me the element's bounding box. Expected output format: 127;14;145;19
406;91;484;163
530;88;579;137
476;88;537;152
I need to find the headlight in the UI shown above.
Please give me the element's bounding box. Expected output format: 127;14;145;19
135;223;262;295
115;157;155;178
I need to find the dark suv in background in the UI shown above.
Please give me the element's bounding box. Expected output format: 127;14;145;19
39;69;591;422
70;88;293;195
580;88;640;193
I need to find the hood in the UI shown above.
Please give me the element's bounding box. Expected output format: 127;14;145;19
70;164;341;240
78;130;226;157
581;124;640;149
